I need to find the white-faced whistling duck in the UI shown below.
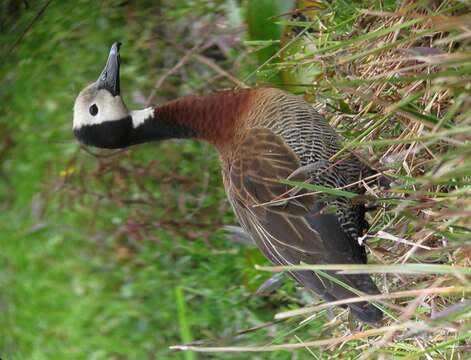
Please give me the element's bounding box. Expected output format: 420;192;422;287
73;43;384;323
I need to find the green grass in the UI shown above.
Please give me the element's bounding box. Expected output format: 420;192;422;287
1;0;471;359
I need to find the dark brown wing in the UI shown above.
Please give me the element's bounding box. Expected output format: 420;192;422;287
224;128;382;323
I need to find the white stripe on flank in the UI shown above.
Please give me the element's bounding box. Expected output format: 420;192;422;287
131;107;154;128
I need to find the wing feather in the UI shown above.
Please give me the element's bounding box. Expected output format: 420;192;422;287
224;128;382;323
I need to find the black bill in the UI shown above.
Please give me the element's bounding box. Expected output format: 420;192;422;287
97;42;121;96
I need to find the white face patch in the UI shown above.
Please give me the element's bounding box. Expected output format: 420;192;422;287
130;107;155;128
73;85;129;129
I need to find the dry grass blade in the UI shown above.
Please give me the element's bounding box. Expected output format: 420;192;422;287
255;263;471;275
275;286;471;319
170;322;416;352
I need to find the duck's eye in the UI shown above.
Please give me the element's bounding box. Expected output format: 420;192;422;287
89;104;99;116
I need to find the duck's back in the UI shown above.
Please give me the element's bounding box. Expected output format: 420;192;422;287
245;88;373;182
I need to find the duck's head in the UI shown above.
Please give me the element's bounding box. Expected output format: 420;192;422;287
73;42;135;149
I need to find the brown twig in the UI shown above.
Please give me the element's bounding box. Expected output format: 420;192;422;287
5;0;53;60
145;41;203;106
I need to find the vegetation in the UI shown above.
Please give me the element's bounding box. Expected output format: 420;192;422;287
1;0;470;359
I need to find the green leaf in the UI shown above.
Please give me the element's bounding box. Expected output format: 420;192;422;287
281;179;359;198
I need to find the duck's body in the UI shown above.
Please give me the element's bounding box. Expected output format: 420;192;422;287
73;43;383;323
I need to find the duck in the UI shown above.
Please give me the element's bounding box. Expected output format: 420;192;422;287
73;42;384;323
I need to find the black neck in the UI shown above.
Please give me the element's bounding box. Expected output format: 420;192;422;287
74;116;195;149
131;116;195;145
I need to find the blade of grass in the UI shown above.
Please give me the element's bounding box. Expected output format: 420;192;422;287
255;263;471;275
408;332;471;358
175;286;196;360
170;322;417;352
281;179;359;198
342;125;471;148
275;286;471;319
313;269;396;320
